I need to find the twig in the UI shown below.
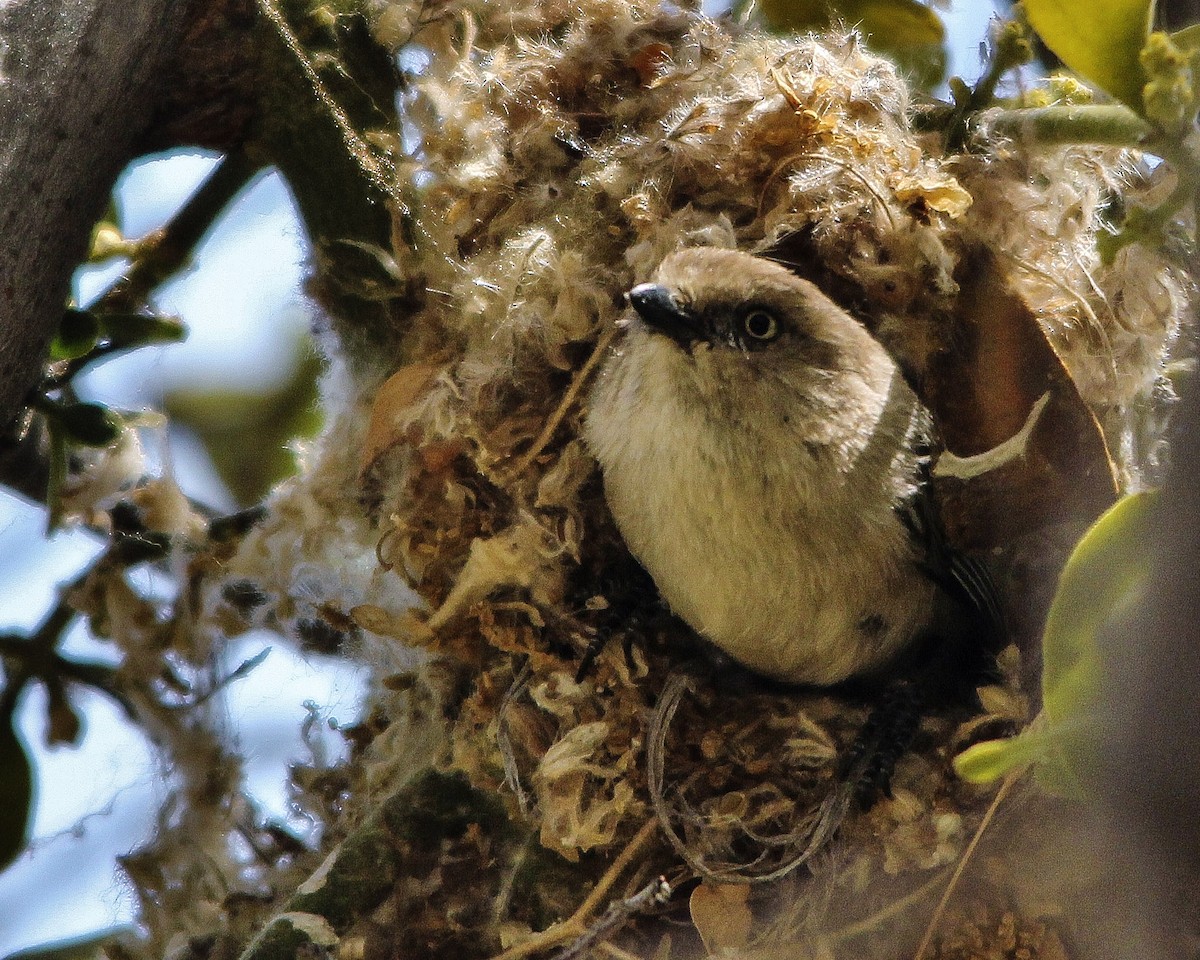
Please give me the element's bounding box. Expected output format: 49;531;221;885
95;151;262;316
576;819;661;921
983;104;1153;148
504;325;617;481
497;661;535;816
551;877;671;960
488;818;660;960
0;548;130;719
912;771;1020;960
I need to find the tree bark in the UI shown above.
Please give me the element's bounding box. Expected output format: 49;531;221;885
0;0;193;436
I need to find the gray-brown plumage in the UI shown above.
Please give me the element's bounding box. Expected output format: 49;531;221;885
585;247;947;685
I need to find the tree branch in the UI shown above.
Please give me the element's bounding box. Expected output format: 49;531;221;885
0;0;198;435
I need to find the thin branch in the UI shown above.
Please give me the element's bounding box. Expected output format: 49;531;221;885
488;818;661;960
497;661;535;816
576;819;661;921
255;0;395;197
912;771;1020;960
95;150;263;315
0;527;164;717
981;104;1155;149
504;324;618;482
552;877;671;960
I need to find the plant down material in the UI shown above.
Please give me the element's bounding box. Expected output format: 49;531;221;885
92;1;1189;958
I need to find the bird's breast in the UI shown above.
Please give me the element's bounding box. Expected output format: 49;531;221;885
585;347;933;684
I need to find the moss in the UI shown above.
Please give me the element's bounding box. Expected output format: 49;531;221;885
378;767;511;844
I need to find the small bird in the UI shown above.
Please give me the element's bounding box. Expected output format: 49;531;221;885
585;247;993;688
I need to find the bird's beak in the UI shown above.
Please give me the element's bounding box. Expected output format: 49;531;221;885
627;284;699;346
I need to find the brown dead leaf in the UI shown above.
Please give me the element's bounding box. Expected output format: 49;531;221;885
351;603;432;645
359;359;446;481
630;41;673;87
689;882;753;955
924;244;1118;551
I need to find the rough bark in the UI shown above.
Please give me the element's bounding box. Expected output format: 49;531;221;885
0;0;196;436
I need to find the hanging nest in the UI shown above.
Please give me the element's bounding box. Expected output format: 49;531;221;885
104;1;1190;959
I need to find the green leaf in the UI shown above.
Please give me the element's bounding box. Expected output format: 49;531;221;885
0;719;35;871
1024;0;1154;111
955;492;1159;791
56;403;122;447
165;345;322;505
96;312;187;348
50;310;100;361
1041;491;1158;726
856;0;945;48
86;222;132;262
955;719;1095;796
46;420;68;532
754;0;947;91
954;730;1045;783
1169;23;1200;51
757;0;943;41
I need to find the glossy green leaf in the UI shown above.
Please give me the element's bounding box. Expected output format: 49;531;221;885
755;0;947;90
856;0;945;47
758;0;944;41
954;492;1159;791
1041;491;1158;725
57;403;122;447
50;310;100;361
97;312;187;348
0;719;35;871
1025;0;1154;110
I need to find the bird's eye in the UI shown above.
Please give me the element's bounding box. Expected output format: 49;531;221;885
742;309;778;341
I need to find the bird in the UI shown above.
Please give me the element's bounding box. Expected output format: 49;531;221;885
584;246;998;689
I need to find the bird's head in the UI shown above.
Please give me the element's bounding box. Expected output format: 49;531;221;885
621;247;887;397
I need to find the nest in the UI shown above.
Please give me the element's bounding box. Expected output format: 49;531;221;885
102;1;1191;958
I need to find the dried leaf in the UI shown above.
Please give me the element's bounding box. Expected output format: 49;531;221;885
426;516;565;633
359;360;446;479
891;172;973;218
928;245;1118;551
351;603;429;644
689;882;753;955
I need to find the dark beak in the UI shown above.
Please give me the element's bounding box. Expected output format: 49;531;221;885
627;283;699;345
